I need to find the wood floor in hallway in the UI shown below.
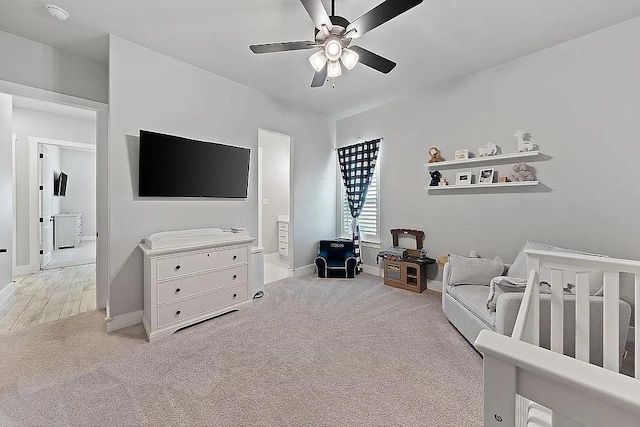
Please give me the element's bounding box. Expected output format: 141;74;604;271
0;264;96;333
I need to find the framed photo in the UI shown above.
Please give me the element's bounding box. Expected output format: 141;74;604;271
455;149;469;160
478;168;495;184
456;172;472;185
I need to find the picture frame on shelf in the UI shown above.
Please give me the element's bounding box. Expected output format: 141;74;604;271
455;149;469;160
478;168;495;184
456;172;472;185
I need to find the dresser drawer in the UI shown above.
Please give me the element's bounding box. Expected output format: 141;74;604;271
278;230;288;243
157;265;247;304
157;247;247;280
278;222;289;232
157;283;248;328
278;242;289;256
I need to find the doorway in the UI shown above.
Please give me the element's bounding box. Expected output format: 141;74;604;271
257;129;292;284
0;93;100;332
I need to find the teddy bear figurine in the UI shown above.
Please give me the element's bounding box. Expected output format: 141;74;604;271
428;147;444;163
429;170;442;186
509;162;536;182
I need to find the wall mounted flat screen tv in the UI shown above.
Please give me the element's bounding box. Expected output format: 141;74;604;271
139;130;250;198
54;172;68;197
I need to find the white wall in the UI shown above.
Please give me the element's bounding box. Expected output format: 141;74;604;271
337;16;640;270
59;148;96;239
12;107;96;266
108;36;335;318
0;30;107;104
259;130;290;255
0;94;12;293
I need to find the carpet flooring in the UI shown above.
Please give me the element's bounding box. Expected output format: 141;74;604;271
0;274;483;426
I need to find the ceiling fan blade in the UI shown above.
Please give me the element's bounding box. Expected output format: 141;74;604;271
311;66;328;87
350;46;396;74
346;0;423;39
300;0;333;31
250;41;319;54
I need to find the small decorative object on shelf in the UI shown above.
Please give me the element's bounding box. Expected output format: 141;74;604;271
429;170;442;186
428;146;444;163
478;142;498;157
456;171;472;185
478;168;495;184
498;176;510;183
455;149;469;160
514;129;534;152
438;177;448;186
509;162;536;182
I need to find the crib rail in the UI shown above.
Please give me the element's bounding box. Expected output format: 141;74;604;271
478;249;640;426
476;330;640;426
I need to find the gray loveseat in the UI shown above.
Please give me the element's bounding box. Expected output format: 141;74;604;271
441;242;632;366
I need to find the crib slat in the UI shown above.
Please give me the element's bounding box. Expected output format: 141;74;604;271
635;274;639;379
550;268;564;354
603;271;620;372
528;255;541;346
575;272;590;363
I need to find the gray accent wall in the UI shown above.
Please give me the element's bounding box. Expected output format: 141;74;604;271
108;36;336;318
337;17;640;279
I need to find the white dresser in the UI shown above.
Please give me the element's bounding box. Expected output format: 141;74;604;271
139;229;255;342
54;212;82;249
277;216;289;258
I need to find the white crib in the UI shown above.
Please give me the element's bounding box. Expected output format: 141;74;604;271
475;249;640;426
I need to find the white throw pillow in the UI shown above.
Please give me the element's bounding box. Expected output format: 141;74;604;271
507;241;605;296
448;253;504;286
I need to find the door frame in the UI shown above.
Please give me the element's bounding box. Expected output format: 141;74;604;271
1;80;110;315
30;138;97;271
257;128;294;271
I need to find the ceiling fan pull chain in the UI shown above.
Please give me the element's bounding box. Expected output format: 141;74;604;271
331;0;335;16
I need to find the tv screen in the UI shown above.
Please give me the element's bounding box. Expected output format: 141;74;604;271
139;130;250;198
54;172;68;197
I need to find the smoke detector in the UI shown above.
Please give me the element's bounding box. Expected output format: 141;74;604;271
45;4;70;21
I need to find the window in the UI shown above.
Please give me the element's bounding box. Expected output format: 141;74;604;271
341;163;379;242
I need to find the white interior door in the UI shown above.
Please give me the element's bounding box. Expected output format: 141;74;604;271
0;94;12;286
39;149;53;269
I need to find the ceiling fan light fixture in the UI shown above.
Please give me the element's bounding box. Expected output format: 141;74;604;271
309;50;327;72
327;60;342;78
325;39;342;61
340;48;359;70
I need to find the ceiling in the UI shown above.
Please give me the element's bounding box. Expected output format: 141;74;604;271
1;1;639;119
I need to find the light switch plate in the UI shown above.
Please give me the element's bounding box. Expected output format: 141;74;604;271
263;199;269;205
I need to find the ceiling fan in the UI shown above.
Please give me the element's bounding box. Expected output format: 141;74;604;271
249;0;423;87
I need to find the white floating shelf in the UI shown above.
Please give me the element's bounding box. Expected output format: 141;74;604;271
425;151;540;169
425;181;540;191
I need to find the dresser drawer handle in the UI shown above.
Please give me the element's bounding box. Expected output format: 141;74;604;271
175;288;181;294
233;293;237;298
233;274;237;280
175;310;181;316
233;255;237;260
175;265;181;271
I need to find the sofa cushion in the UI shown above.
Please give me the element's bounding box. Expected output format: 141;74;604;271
507;241;605;296
447;253;504;286
447;284;496;328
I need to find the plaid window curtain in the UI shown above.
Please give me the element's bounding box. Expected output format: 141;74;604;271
337;139;381;273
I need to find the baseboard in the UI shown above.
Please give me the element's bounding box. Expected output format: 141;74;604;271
427;280;443;293
81;236;97;242
105;310;143;332
629;326;636;344
12;264;35;277
292;264;315;277
0;283;16;306
362;264;383;277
